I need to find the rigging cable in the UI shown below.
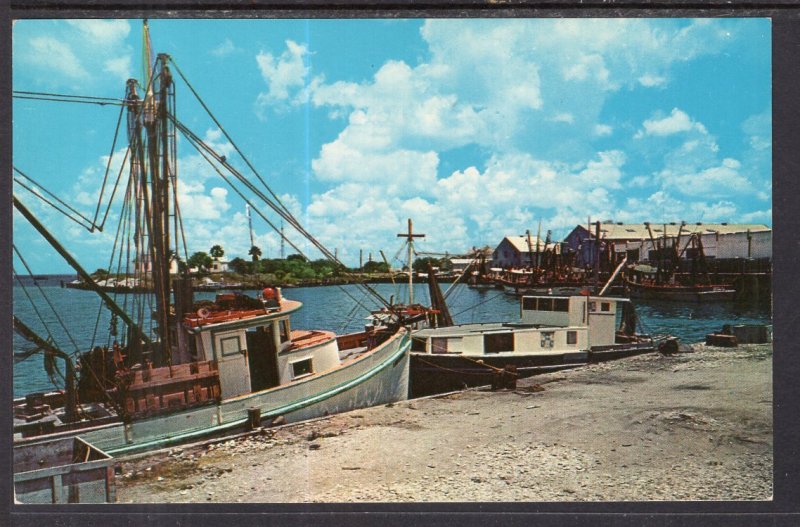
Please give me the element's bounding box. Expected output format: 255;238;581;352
13;246;81;355
163;65;396;312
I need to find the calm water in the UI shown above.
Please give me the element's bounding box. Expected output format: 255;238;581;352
13;281;771;397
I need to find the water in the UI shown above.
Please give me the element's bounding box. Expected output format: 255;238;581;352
13;281;771;398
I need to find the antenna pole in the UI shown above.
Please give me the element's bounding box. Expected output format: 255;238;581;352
397;218;425;304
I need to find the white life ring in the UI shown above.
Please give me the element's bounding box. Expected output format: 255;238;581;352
197;308;211;319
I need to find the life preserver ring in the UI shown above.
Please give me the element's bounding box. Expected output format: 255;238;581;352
197;308;211;318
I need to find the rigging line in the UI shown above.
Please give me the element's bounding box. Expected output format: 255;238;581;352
168;57;292;219
97;147;130;232
171;114;394;312
175;124;307;258
337;287;373;334
176;117;376;317
12;269;59;350
13;90;127;103
14;159;128;235
13;168;94;229
450;291;507;319
12;94;127;107
108;179;136;346
163;82;319;262
170;118;306;242
13;246;82;354
92;101;127;227
91;180;132;352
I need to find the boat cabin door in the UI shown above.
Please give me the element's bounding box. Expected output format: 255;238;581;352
213;330;251;399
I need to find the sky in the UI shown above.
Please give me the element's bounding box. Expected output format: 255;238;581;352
12;18;772;273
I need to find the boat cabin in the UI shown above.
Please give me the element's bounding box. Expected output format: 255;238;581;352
520;295;624;347
412;295;628;356
184;298;340;399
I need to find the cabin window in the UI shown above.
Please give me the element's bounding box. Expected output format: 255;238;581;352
554;298;569;312
601;302;611;312
484;333;514;353
567;331;578;345
220;335;242;357
431;337;449;354
291;358;313;379
589;301;597;312
540;332;555;348
279;319;291;343
522;297;537;311
411;337;426;352
538;298;554;311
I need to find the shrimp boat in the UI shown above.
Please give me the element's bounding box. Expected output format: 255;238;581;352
409;257;660;397
13;23;410;459
409;293;658;397
623;231;736;302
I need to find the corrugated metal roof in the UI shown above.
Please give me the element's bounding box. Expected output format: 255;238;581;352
501;235;557;253
580;222;770;240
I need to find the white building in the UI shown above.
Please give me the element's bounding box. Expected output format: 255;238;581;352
564;222;771;263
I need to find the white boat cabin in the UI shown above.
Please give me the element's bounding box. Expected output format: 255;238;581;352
412;295;627;356
183;300;342;400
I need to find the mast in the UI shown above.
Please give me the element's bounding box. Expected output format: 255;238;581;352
246;204;255;249
397;218;425;304
142;52;176;359
426;263;453;328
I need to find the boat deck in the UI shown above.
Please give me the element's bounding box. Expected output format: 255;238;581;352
414;321;549;337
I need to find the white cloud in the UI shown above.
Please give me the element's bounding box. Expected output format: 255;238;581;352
740;208;772;223
66;20;130;47
255;40;310;112
593;124;613;137
103;56;132;82
551;113;575;124
211;38;238;58
16;20;133;89
661;158;752;198
26;37;88;79
638;74;667;87
636;108;707;138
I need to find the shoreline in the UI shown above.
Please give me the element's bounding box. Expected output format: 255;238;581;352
116;342;772;502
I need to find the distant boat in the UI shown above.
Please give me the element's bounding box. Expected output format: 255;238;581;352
623;277;736;302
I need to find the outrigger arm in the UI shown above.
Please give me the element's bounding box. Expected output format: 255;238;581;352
13;315;79;422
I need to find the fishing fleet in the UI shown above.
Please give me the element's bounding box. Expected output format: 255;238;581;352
11;22;770;504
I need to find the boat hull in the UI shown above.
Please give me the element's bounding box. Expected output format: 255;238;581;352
15;328;410;457
626;283;736;302
410;341;654;398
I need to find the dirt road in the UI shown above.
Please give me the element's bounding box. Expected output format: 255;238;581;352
117;343;772;502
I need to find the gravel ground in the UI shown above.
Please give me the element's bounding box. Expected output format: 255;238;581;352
116;343;772;502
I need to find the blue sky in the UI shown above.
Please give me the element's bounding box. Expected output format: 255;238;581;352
12;18;772;273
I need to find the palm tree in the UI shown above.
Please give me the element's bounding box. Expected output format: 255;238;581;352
249;245;262;262
209;245;225;259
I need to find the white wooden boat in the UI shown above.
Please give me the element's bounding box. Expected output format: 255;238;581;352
14;288;410;456
410;294;655;397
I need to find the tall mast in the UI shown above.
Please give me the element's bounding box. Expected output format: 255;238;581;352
397;218;425;304
129;22;176;362
246;204;255;249
280;219;285;259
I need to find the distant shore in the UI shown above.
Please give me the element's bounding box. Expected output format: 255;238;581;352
116;342;772;502
57;273;458;293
